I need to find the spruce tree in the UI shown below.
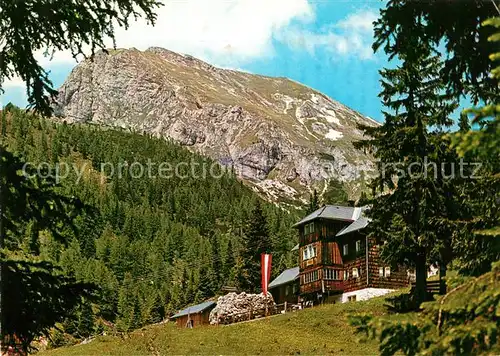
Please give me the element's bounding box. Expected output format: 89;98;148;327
349;12;500;355
210;233;222;288
373;0;498;104
322;179;349;206
0;0;161;115
185;272;196;305
356;29;458;306
116;273;136;332
0;148;93;353
239;200;272;293
449;17;500;276
76;299;95;338
307;189;320;213
196;264;215;302
223;239;235;285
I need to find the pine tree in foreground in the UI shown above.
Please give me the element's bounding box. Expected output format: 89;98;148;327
355;27;462;306
0;146;93;353
449;16;500;276
349;15;500;356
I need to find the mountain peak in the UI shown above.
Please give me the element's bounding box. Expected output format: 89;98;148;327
145;47;216;71
55;47;376;203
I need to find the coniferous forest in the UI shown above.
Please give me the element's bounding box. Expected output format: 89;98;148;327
0;107;300;347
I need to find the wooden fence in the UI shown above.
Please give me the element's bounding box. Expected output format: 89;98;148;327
410;280;446;295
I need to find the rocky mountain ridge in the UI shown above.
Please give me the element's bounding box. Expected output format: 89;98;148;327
54;47;378;203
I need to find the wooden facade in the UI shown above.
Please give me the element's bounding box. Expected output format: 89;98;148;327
296;210;410;303
269;279;300;304
170;301;216;328
173;310;212;328
268;267;300;304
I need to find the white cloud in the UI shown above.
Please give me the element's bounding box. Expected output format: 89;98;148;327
2;1;377;97
277;9;377;60
30;2;376;67
34;0;314;67
335;9;377;32
36;50;80;66
0;75;27;106
1;76;24;89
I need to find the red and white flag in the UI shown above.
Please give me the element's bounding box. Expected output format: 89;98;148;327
261;253;272;295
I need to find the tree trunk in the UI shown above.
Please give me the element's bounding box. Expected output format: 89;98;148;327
414;250;427;308
439;263;447;294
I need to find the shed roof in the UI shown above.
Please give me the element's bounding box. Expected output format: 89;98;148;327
170;301;216;319
269;267;300;289
293;205;367;227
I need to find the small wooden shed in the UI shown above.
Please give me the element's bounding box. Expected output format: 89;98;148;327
269;266;300;305
170;301;216;328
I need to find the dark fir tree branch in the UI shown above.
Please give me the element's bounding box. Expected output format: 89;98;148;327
0;0;162;116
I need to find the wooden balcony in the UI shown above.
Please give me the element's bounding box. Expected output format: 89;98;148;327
300;279;344;295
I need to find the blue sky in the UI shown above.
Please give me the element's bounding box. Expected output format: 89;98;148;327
2;1;392;121
244;2;387;120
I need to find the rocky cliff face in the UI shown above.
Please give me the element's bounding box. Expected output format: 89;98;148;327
55;47;377;204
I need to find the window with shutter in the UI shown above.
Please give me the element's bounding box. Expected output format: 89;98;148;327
302;244;317;261
304;222;315;235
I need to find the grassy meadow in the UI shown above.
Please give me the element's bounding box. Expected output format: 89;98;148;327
39;292;402;355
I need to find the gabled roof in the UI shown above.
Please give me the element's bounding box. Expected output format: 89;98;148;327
293;205;367;227
291;243;299;251
170;301;216;319
269;267;299;289
336;216;370;237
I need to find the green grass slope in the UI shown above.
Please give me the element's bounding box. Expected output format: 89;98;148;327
40;293;400;355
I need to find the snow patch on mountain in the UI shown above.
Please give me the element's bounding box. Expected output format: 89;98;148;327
325;129;343;140
323;109;342;126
